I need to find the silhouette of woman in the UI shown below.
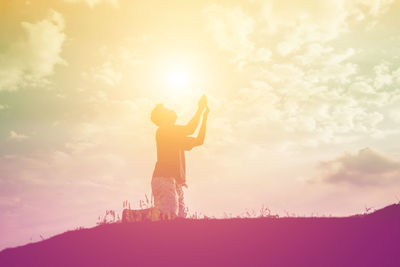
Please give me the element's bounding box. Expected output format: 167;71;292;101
150;95;209;218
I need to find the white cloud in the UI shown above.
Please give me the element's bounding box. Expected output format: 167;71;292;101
348;82;388;106
252;48;272;63
0;10;66;91
317;147;400;186
263;0;349;55
8;131;29;141
260;0;394;55
204;4;254;64
63;0;119;8
393;67;400;84
294;43;334;65
88;62;122;86
374;63;394;89
203;1;400;147
357;0;395;16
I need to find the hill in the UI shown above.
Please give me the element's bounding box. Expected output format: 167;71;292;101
0;204;399;267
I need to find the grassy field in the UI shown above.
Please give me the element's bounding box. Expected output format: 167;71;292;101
0;204;399;267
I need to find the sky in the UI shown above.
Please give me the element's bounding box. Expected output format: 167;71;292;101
1;0;400;250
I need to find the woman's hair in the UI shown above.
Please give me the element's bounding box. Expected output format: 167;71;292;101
151;104;177;126
151;104;165;126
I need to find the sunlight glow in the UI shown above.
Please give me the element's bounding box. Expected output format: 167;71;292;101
166;68;190;90
154;52;207;102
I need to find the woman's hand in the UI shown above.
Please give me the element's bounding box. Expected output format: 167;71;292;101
204;105;210;117
198;94;207;110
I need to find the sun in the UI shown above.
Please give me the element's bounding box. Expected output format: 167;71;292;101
153;53;205;100
166;67;190;91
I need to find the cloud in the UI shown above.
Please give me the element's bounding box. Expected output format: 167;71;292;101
63;0;119;8
8;131;29;141
203;1;400;148
86;61;122;86
263;0;349;56
374;63;394;89
204;4;255;64
348;82;388;106
357;0;395;16
0;10;66;91
204;1;395;62
317;148;400;186
393;67;400;84
252;47;272;63
260;0;394;55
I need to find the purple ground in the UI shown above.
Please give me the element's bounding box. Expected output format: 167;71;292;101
0;204;399;267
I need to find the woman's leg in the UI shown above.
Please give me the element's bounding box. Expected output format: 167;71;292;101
151;177;179;218
176;184;186;218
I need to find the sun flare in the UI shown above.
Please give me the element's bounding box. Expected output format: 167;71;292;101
166;67;190;90
160;60;205;99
